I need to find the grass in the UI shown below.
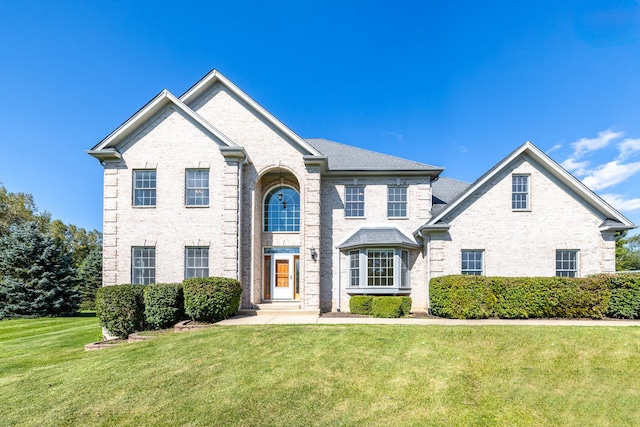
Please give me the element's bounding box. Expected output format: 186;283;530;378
1;318;640;426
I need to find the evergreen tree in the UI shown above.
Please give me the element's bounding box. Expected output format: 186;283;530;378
0;222;80;319
78;245;102;309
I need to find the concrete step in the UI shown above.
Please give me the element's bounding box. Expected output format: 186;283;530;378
239;301;320;316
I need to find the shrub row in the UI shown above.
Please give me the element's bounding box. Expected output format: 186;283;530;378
429;274;640;319
96;277;242;338
349;296;412;318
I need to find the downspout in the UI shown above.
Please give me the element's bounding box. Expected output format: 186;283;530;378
236;161;243;282
424;231;432;314
336;247;341;312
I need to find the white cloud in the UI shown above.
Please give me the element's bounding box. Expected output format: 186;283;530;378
571;129;624;158
601;193;640;211
618;138;640;161
560;158;591;176
581;160;640;190
546;144;562;154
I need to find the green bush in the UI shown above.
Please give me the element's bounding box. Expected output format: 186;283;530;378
183;277;242;322
95;285;145;338
144;283;184;329
430;275;616;319
399;296;412;316
603;273;640;318
372;296;404;318
349;296;374;315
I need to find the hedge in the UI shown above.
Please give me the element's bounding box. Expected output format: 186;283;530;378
350;296;412;318
183;277;242;322
349;296;373;315
144;283;184;329
95;285;146;338
430;274;640;319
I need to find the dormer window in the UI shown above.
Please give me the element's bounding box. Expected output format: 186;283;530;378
512;175;529;210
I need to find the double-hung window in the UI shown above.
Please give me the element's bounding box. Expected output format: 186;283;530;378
132;247;155;284
461;250;483;275
185;247;209;278
512;175;529;210
345;186;365;217
133;170;156;207
347;248;410;290
556;250;578;277
186;169;209;206
387;186;407;217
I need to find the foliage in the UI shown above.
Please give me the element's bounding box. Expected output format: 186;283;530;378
0;184;50;238
349;295;373;315
49;219;102;268
144;283;184;329
0;222;79;319
5;319;640;426
600;273;640;318
399;296;412;316
371;296;405;318
430;275;614;319
616;232;640;272
95;285;146;338
78;246;102;310
183;277;242;322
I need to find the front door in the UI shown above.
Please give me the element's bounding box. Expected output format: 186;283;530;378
265;253;300;300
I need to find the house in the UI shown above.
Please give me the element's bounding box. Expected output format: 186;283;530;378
88;70;636;313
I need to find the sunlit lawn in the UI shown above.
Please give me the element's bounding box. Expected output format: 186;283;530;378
1;317;639;426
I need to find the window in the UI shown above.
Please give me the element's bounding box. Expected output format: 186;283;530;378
556;250;578;277
512;175;529;210
461;250;483;275
349;250;360;287
185;247;209;278
132;247;155;284
186;169;209;206
345;186;365;217
347;248;411;290
133;170;156;206
387;186;407;217
264;186;300;232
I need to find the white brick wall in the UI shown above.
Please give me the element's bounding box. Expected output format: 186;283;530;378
430;154;614;279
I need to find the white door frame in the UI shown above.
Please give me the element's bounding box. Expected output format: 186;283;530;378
271;253;294;300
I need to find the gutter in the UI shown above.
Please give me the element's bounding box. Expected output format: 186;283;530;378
336;247;341;312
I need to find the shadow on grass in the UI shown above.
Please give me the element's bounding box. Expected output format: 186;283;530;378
75;311;97;317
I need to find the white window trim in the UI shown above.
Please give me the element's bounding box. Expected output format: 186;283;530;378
556;249;579;278
132;246;156;285
185;169;210;207
461;249;484;276
185;246;210;279
132;169;157;208
344;185;366;218
512;174;530;211
346;248;411;293
262;184;301;233
387;185;408;218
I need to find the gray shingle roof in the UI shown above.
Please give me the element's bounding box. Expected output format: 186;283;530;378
431;177;471;216
305;138;442;172
338;227;421;250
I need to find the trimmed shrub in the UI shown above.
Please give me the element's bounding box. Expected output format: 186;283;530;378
349;296;374;315
183;277;242;322
95;285;145;338
144;283;184;329
603;273;640;318
399;296;412;316
430;275;617;319
372;296;404;318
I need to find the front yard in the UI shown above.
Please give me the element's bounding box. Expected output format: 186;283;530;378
1;317;639;426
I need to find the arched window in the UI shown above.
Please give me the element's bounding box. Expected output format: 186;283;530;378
264;186;300;232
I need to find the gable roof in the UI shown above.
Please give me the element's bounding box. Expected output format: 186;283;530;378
88;89;239;161
306;138;443;176
180;69;323;158
431;176;471;216
418;141;635;234
338;227;421;250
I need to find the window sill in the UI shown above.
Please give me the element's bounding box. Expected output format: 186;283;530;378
345;216;366;220
345;287;411;295
185;205;210;208
512;209;531;212
387;217;408;220
133;205;156;208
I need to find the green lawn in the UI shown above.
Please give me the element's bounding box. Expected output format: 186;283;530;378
1;318;640;426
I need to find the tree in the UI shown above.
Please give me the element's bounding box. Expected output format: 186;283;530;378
616;232;640;271
49;219;102;268
78;245;102;309
0;184;50;238
0;222;79;319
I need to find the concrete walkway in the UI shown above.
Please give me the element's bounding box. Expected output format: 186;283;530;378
216;312;640;326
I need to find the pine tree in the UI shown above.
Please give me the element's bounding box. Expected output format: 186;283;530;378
78;245;102;309
0;222;80;319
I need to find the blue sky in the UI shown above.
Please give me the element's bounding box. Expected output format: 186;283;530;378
1;0;639;233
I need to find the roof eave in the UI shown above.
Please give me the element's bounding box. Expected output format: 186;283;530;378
86;148;122;162
338;241;421;251
324;168;444;177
